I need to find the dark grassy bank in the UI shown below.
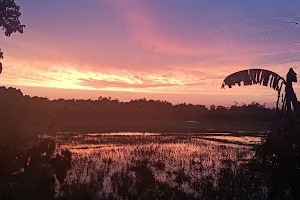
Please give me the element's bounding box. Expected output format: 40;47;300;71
54;119;272;133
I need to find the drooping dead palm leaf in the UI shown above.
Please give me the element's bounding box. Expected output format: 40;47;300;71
221;69;286;91
0;49;2;74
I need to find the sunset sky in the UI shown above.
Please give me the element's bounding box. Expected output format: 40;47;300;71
1;0;300;106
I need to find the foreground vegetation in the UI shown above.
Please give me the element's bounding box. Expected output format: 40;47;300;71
1;86;300;200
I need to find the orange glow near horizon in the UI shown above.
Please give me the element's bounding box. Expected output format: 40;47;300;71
2;55;295;106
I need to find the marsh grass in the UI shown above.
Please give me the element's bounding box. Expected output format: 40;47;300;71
41;132;266;199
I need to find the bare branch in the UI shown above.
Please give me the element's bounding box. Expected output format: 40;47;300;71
264;21;299;38
288;23;298;34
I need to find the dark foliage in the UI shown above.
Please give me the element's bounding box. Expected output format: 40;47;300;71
0;87;276;130
0;139;72;200
250;125;300;199
0;87;72;200
0;0;24;36
0;87;55;146
0;0;25;73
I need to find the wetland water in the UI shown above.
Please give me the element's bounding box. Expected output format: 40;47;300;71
44;132;263;199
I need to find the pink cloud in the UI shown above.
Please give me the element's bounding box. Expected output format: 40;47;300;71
108;0;247;57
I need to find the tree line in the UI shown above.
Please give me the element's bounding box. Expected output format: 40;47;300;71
0;87;276;125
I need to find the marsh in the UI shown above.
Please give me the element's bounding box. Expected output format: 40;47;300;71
42;132;263;199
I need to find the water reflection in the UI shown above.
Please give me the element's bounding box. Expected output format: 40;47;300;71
46;132;262;198
199;135;261;146
86;132;161;136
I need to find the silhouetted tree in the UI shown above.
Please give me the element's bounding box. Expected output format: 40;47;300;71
0;0;25;73
210;105;216;111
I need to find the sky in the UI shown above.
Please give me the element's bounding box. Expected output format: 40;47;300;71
1;0;300;106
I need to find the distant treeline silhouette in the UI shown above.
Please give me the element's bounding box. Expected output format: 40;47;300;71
0;87;275;125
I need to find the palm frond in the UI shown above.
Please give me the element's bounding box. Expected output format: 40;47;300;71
221;69;285;91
